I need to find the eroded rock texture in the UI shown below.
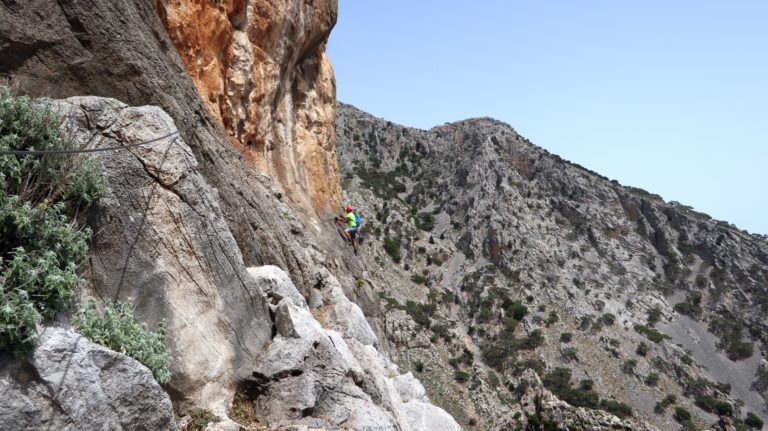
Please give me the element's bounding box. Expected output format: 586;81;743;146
156;0;342;216
0;326;175;431
54;95;273;413
246;265;461;431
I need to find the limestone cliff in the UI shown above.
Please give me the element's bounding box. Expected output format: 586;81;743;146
156;0;342;217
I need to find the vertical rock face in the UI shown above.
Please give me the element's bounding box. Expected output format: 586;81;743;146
156;0;342;216
53;96;273;413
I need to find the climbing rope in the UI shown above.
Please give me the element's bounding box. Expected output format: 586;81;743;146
0;131;180;155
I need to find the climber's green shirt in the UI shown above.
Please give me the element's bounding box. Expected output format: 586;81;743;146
345;212;357;228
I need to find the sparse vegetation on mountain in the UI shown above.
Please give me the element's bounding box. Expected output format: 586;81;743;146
335;103;768;431
709;316;754;361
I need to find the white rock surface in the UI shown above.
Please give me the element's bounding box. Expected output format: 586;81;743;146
247;265;308;308
245;265;461;431
52;96;273;414
0;326;175;430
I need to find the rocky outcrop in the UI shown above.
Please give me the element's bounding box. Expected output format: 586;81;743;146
246;265;460;431
493;370;657;431
156;0;342;216
0;325;175;431
53;95;273;413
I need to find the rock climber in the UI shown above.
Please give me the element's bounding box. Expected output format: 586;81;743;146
335;205;359;254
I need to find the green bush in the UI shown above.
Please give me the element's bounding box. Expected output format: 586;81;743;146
559;332;573;343
601;312;616;326
189;408;220;431
634;324;668;343
694;394;732;417
415;212;435;231
542;367;599;409
454;369;470;383
636;341;649;356
674;406;692;422
654;394;676;414
506;300;528;321
709;317;754;361
402;300;436;328
599;399;633;419
0;88;108;357
647;307;662;326
745;412;764;429
383;237;401;263
546;311;559;325
622;359;637;375
562;347;578;361
75;300;172;384
645;373;660;387
516;358;545;376
674;302;696;315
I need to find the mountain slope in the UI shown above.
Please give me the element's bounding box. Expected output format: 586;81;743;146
336;102;768;431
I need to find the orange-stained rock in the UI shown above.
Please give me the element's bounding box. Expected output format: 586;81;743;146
156;0;341;216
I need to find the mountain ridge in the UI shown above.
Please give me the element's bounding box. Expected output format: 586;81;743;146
341;101;768;239
336;101;768;430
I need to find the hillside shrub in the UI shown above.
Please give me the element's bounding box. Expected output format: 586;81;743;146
709;317;754;361
454;369;470;383
355;168;406;200
542;367;632;418
0;87;108;357
562;347;578;361
647;307;662;326
516;358;545;376
189;408;220;431
636;341;649;356
694;394;732;417
543;310;557;325
481;305;537;370
415;212;435;231
383;237;401;263
402;300;436;328
745;412;764;429
674;406;691;422
622;359;637;375
634;324;668;343
645;373;660;387
542;367;599;409
601;312;616;326
654;394;676;414
599;399;633;419
74;300;172;384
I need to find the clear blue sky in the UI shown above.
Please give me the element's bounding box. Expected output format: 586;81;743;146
327;1;768;235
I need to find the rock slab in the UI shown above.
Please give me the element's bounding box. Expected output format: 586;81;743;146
0;326;175;431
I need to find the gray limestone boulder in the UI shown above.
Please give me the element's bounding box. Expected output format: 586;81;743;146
247;265;308;309
0;326;175;431
245;266;460;431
